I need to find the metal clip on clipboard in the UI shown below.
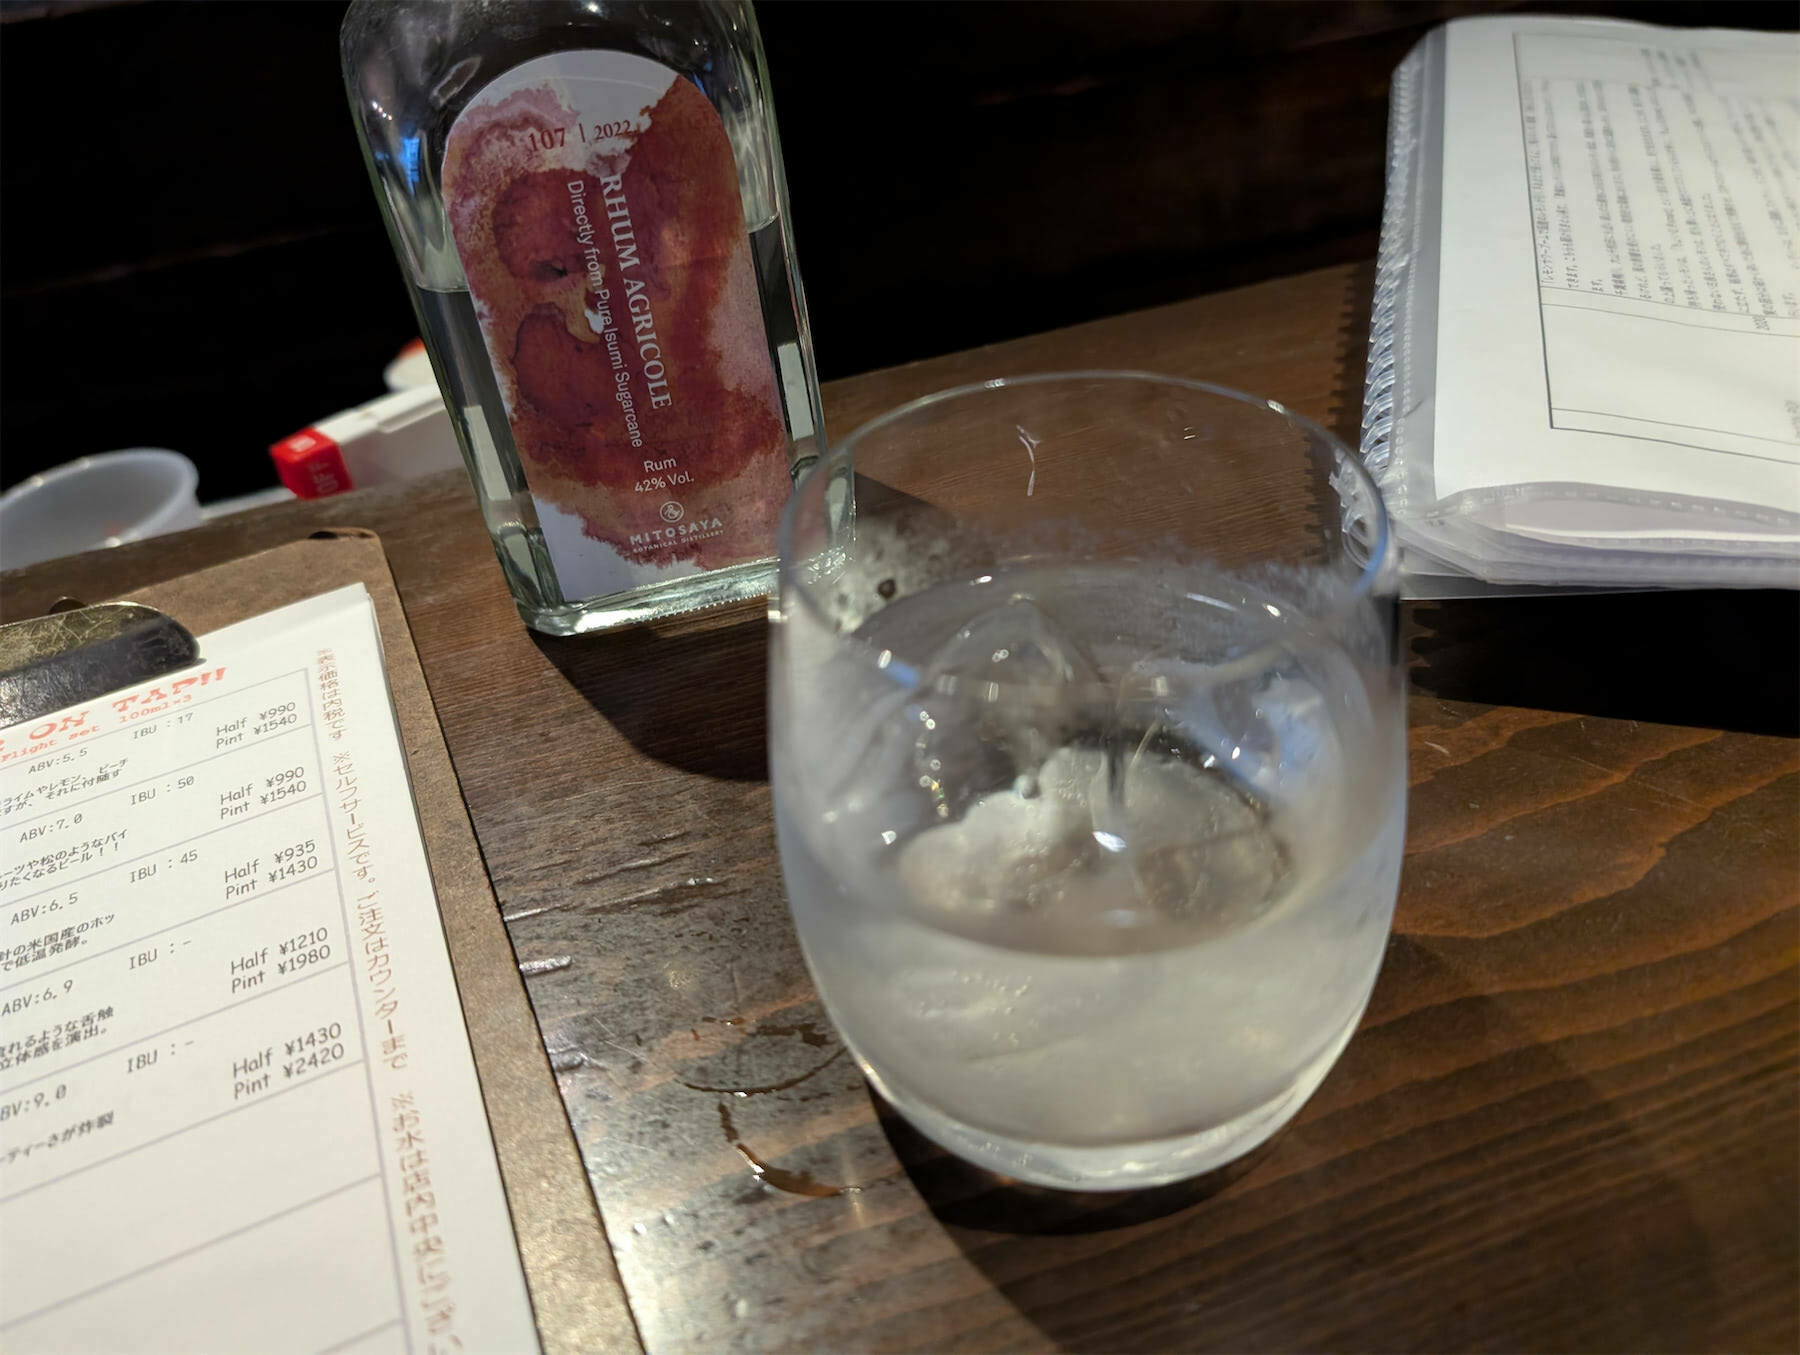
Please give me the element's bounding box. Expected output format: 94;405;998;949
0;602;200;730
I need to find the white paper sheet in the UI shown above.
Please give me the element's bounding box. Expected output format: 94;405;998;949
0;586;537;1355
1433;18;1800;534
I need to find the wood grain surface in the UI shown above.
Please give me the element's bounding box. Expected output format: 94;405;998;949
4;262;1795;1354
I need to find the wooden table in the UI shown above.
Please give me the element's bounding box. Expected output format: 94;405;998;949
6;262;1796;1353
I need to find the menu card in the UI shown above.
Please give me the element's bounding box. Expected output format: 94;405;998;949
0;586;537;1354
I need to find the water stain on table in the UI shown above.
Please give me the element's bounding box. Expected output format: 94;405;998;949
715;1097;861;1199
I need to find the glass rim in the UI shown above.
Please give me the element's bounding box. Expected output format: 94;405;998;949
777;370;1395;677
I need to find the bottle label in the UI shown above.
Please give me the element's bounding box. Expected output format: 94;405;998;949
442;51;790;601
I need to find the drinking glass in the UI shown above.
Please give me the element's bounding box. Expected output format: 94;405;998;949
769;372;1403;1190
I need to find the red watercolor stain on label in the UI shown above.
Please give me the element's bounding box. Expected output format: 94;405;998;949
443;59;788;580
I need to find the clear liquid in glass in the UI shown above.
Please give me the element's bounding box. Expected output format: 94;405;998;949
773;561;1405;1189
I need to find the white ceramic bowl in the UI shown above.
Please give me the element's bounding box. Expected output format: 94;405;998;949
0;449;202;570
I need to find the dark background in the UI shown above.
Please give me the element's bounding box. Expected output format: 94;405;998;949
2;0;1793;501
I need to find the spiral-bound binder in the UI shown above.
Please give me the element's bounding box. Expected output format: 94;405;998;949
1359;16;1800;595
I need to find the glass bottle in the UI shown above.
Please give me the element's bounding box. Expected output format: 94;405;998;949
341;0;823;634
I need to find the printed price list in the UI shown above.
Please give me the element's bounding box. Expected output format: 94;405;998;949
0;589;535;1355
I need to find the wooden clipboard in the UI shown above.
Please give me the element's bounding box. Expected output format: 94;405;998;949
68;530;640;1354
